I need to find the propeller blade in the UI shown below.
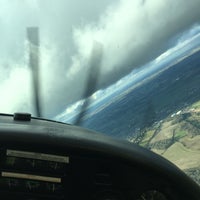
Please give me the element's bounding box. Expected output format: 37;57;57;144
74;41;103;125
27;27;42;117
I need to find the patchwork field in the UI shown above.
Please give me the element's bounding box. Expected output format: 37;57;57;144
134;100;200;185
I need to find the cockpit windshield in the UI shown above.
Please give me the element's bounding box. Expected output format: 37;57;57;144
1;0;200;185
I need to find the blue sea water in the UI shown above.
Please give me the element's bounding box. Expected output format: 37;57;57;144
56;34;200;140
82;49;200;139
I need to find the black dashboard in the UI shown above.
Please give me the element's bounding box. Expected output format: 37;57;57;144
0;113;200;200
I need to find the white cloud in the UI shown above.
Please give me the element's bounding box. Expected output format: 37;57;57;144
70;0;200;77
0;66;32;113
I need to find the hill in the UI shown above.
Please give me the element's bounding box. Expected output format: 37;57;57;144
131;100;200;185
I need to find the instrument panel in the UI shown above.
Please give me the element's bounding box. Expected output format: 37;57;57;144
0;148;169;200
0;114;199;200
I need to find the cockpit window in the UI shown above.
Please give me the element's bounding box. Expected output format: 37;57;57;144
1;0;200;186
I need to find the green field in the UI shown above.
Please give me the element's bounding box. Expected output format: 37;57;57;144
134;100;200;185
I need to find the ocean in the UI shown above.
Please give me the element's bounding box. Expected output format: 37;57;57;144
82;49;200;139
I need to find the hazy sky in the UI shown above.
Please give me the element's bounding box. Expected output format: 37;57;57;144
0;0;200;117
